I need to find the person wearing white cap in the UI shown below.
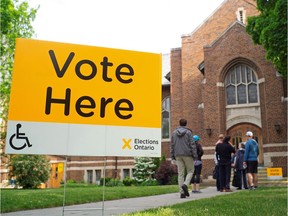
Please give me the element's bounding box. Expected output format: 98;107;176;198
243;131;259;190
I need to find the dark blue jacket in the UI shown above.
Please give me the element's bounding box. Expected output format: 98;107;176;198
235;148;245;170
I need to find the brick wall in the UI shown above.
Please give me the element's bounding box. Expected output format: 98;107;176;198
170;0;287;177
172;0;259;142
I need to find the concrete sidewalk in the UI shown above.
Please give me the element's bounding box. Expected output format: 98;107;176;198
2;186;238;216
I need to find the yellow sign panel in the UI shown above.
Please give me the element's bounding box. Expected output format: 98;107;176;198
8;39;161;128
266;168;283;177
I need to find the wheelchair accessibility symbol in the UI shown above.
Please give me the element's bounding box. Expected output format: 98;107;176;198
9;124;32;150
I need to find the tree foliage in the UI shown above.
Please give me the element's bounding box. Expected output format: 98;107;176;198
10;155;50;189
0;0;38;121
246;0;287;77
133;157;157;184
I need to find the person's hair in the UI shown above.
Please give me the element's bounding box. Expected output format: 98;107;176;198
218;134;224;139
223;135;231;143
179;119;187;126
240;142;245;148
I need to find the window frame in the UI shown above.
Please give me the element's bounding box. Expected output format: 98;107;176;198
161;96;171;141
236;7;246;24
87;170;93;184
225;64;260;107
123;168;131;179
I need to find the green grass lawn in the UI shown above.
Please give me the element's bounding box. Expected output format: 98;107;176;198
123;187;287;216
1;184;178;213
1;185;287;215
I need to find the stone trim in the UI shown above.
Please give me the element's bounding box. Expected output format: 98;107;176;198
203;146;216;150
202;155;216;160
67;165;135;171
263;143;287;148
67;159;135;164
217;82;224;87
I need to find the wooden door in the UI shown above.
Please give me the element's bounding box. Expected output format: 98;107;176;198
228;124;263;164
49;163;64;188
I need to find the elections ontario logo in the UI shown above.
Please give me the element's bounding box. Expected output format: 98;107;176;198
122;138;159;151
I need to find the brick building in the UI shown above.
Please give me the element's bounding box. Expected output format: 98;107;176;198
3;0;285;187
164;0;287;178
45;0;287;186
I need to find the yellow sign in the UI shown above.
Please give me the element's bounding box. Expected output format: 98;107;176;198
266;168;283;177
9;38;161;128
5;39;162;157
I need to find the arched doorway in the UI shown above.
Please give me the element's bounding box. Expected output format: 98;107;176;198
228;124;263;165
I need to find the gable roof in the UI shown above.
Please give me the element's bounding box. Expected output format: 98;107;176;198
204;20;246;48
181;0;227;38
198;21;247;72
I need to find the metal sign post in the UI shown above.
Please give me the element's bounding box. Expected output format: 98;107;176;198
62;157;107;216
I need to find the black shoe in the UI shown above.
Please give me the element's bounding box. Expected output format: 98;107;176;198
180;193;186;198
182;184;190;197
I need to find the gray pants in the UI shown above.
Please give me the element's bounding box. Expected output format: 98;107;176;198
176;156;194;194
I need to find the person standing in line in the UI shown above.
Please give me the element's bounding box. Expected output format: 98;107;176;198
190;135;204;194
214;134;224;191
215;135;235;192
243;131;259;190
234;142;248;190
170;119;198;198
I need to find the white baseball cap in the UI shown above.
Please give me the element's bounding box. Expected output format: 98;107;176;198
246;131;253;137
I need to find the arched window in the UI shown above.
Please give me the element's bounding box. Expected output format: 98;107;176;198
162;97;170;139
225;64;259;105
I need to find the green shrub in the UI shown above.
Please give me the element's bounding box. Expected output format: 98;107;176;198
100;177;111;186
66;179;77;184
169;175;178;185
10;155;50;189
133;157;157;184
154;160;178;185
123;177;133;186
100;177;123;186
108;178;123;187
